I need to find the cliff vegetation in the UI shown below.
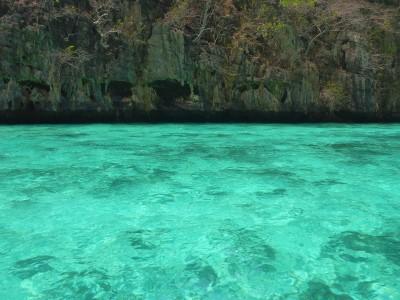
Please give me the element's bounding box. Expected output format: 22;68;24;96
0;0;399;121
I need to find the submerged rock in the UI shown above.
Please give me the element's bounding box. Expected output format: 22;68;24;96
300;281;354;300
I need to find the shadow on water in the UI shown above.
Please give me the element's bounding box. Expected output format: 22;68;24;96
183;258;219;292
44;268;111;300
126;230;158;251
43;132;90;139
13;256;55;279
256;188;287;198
330;142;392;161
300;281;354;300
313;179;346;186
9;199;36;209
322;231;400;266
211;225;277;282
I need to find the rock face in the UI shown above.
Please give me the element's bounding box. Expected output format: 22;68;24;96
0;0;399;122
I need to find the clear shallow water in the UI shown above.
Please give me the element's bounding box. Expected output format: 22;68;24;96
0;124;400;300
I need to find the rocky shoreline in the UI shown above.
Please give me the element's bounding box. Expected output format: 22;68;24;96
1;0;399;122
1;110;400;124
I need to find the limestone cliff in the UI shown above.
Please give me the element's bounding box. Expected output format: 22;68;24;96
0;0;399;122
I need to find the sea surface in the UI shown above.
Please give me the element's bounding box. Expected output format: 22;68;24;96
0;124;400;299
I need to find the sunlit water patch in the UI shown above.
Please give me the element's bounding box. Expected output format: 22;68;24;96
0;124;400;299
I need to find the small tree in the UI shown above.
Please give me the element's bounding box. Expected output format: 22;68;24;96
89;0;121;48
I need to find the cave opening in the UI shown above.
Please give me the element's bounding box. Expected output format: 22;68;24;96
150;79;191;106
107;81;133;99
26;100;35;112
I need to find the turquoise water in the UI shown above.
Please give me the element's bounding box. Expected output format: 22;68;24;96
0;124;400;299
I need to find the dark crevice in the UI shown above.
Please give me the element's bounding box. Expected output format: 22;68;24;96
193;85;200;95
18;100;35;112
26;100;35;112
101;83;107;95
19;80;50;92
237;81;260;93
61;88;68;98
340;49;347;70
107;81;133;98
0;3;9;17
150;79;191;106
280;89;288;103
